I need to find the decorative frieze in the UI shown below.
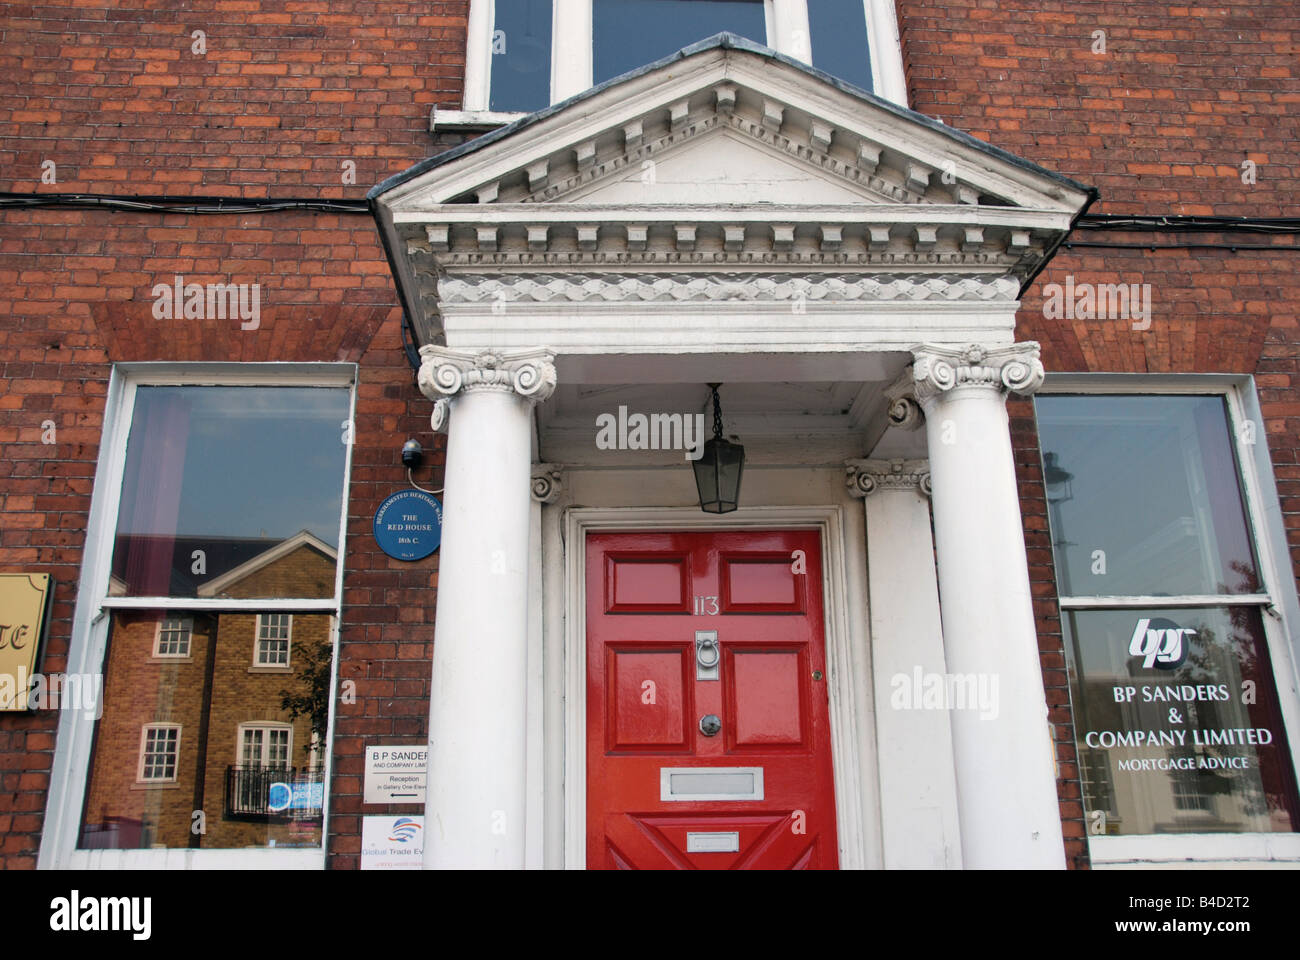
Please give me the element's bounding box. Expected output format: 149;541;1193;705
436;273;1022;305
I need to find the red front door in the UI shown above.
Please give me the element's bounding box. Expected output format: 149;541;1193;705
586;530;838;869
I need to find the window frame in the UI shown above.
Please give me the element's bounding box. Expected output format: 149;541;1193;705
136;723;182;784
38;362;356;870
447;0;907;127
1036;373;1300;866
237;722;294;769
151;616;193;660
253;612;294;670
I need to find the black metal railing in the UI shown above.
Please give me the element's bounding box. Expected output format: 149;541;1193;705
224;765;323;823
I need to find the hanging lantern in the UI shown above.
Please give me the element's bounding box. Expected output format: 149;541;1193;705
692;383;745;514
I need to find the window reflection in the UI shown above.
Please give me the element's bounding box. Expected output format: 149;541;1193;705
85;382;348;851
489;0;553;112
80;607;333;850
1037;395;1259;596
593;0;767;84
110;387;349;599
808;0;873;91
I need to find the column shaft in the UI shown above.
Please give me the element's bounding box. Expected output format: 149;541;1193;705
418;347;555;868
913;343;1065;869
849;459;962;868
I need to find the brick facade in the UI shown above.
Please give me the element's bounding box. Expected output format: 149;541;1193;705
1;1;1295;868
899;0;1300;869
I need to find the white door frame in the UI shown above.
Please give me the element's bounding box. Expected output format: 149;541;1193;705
551;504;878;869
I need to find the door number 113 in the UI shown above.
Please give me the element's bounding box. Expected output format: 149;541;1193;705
694;595;719;615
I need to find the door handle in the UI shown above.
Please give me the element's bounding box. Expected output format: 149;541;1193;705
696;630;719;680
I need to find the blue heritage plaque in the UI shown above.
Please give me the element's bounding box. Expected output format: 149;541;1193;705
373;489;442;561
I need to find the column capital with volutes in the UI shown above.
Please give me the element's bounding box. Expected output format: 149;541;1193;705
910;342;1045;407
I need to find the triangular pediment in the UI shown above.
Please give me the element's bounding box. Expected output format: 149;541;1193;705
566;127;901;206
369;34;1095;347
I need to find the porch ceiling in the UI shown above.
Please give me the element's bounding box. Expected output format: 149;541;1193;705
537;373;923;467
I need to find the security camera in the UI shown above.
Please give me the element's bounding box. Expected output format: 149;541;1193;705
401;439;424;468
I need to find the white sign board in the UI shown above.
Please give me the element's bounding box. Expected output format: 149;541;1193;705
364;745;428;804
361;816;423;870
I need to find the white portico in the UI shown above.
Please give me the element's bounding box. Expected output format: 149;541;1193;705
369;34;1096;869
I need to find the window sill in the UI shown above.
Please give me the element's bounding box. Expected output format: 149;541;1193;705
1089;832;1300;868
132;781;180;790
64;846;326;869
430;107;526;132
248;665;293;674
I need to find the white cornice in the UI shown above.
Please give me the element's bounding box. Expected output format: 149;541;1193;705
392;204;1071;227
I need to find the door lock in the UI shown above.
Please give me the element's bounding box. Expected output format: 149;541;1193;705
699;714;721;737
695;630;719;681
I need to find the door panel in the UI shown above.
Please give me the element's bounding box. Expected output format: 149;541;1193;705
728;649;805;748
606;646;692;751
586;530;838;869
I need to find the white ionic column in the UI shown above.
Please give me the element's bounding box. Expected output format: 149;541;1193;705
417;346;556;868
911;342;1064;869
847;458;962;869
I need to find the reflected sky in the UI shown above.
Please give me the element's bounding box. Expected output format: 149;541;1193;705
593;0;766;83
1036;395;1258;596
115;386;350;547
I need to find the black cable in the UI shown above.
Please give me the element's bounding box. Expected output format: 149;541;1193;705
2;192;1297;235
398;298;421;372
1064;241;1298;251
1075;215;1300;234
0;191;368;214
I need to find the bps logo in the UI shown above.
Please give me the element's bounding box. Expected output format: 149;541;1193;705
1128;617;1193;670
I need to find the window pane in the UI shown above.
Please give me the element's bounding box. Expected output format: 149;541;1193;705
489;0;553;112
808;0;872;91
257;613;293;666
110;386;350;599
593;0;766;84
1064;607;1299;836
1036;395;1259;596
156;617;192;657
80;610;332;850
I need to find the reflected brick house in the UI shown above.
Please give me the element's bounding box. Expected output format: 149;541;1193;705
82;534;333;850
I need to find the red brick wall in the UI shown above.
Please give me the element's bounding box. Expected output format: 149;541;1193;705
0;0;474;867
898;0;1300;867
